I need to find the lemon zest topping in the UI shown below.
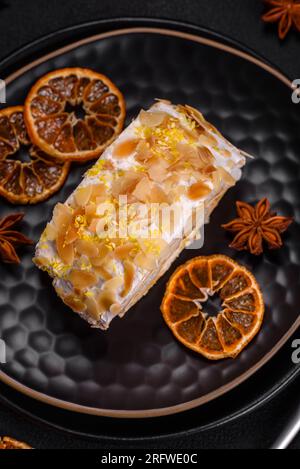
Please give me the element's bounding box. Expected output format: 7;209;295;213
143;240;162;256
86;159;107;177
74;215;87;229
48;259;70;278
84;291;94;298
132;165;146;173
135;117;187;162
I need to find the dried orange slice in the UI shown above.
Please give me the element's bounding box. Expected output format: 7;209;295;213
0;106;70;204
24;68;126;162
161;255;264;360
0;436;32;449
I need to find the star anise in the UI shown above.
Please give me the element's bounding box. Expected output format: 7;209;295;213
0;212;33;264
222;198;293;255
262;0;300;39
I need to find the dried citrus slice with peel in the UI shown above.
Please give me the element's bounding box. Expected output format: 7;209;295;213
161;255;264;360
24;68;126;162
0;106;70;204
167;268;206;300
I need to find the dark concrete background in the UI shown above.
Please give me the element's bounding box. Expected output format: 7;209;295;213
0;0;299;449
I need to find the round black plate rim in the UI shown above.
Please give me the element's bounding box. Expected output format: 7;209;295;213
1;317;299;419
0;363;299;442
3;24;292;90
0;20;299;419
0;17;280;76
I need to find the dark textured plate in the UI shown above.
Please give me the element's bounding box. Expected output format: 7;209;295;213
0;330;299;441
0;21;299;418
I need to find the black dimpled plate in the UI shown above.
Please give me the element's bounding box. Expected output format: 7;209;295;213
0;24;299;418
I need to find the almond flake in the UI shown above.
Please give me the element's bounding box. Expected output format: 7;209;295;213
53;203;72;231
139;110;167;128
63;295;87;313
187;181;211;200
147;158;169;182
45;223;57;241
121;260;135;297
176;142;198;161
69;269;98;289
164;174;180;191
85;295;100;320
76;239;99;258
132;176;152;202
90;183;107;202
97;289;117;312
64;225;78;245
112;171;142;198
197;132;218;148
212;170;222;192
182;105;206;132
148;185;170;203
99;243;113;257
113;139;139;158
74;185;93;206
168;185;186;201
94;264;113;280
114;242;136;260
134;251;157;271
90;253;109;267
218;166;236;185
197;146;215;165
135;140;151;162
110;303;122;315
103;276;123;292
88;218;99;233
56;234;74;264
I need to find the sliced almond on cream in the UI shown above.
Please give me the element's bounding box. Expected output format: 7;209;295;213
98;291;116;313
103;276;123;292
164;174;180;191
197;132;218;148
148;185;170;203
85;294;100;320
114;242;136;260
147;158;169;182
88;218;99;233
62;295;87;313
89;243;112;266
134;251;157;271
94;265;113;280
53;203;72;230
56;234;74;265
64;225;78;245
217;166;236;185
110;303;122;315
69;270;98;289
90;183;107;201
187;181;211;200
85;202;97;221
197;146;215;165
112;171;142;198
113;139;139;158
75;239;99;258
45;223;57;241
121;260;135;297
139;110;167;127
132;176;152;202
74;185;93;206
135;140;151;162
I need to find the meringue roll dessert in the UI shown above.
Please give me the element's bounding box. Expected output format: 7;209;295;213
34;101;247;330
